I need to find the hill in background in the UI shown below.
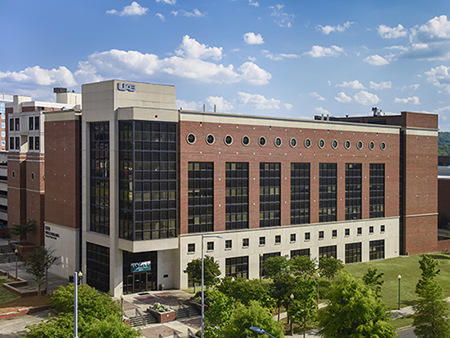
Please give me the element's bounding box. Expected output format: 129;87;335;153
439;132;450;156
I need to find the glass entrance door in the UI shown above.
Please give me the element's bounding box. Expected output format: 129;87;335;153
133;273;147;293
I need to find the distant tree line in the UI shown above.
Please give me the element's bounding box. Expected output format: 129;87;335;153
439;132;450;156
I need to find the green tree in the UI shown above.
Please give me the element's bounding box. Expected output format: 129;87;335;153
270;274;296;321
184;255;221;291
318;256;344;280
262;255;291;278
317;272;396;338
83;315;140;338
219;300;284;338
413;255;450;338
22;246;59;297
11;219;35;241
288;277;318;336
204;291;234;338
217;276;275;310
362;267;384;298
290;255;317;278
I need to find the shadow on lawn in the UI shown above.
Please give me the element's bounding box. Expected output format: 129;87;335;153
429;253;450;260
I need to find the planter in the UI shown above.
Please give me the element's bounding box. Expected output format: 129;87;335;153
147;307;176;323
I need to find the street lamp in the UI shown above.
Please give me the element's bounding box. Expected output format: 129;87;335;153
74;271;83;338
317;273;320;305
250;326;277;338
398;274;401;310
14;249;18;280
290;293;294;335
201;234;223;338
78;271;83;285
259;253;263;281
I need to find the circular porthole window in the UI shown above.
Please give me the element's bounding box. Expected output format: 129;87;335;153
369;141;375;150
345;140;351;149
332;139;338;149
186;133;196;144
224;135;233;146
259;136;267;147
242;135;250;146
380;142;386;151
290;137;297;148
357;141;363;150
12;170;15;179
206;134;215;145
31;172;35;181
274;137;282;147
318;139;325;149
304;138;312;148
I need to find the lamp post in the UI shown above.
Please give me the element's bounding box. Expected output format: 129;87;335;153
259;253;263;281
201;234;223;338
78;271;83;285
74;271;79;338
317;273;320;305
250;326;277;338
398;274;401;310
14;249;18;280
290;293;294;335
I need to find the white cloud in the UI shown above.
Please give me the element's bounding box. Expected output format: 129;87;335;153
0;65;76;87
384;45;408;51
243;32;264;45
353;91;380;105
172;9;206;17
175;35;222;60
156;0;176;4
411;15;450;42
262;50;299;60
238;92;281;109
205;96;234;111
425;65;450;93
176;99;201;110
248;0;259;7
314;107;329;115
237;62;272;85
316;21;353;34
310;92;326;101
370;81;392;90
377;24;407;39
363;55;389;65
284;103;292;110
335;92;352;103
248;56;257;62
305;45;343;58
106;2;148;16
156;13;165;21
406;84;420;90
336;80;365;90
394;96;420;105
269;4;294;28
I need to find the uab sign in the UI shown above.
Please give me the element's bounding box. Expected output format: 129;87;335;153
117;82;136;92
131;261;151;273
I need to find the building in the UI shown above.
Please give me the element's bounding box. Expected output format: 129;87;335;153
0;93;13;151
13;79;438;296
6;89;81;246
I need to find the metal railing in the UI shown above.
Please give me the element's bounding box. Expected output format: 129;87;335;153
135;308;146;326
179;301;190;318
1;248;10;263
173;332;181;338
188;328;197;338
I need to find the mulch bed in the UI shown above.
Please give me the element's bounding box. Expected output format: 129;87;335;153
0;295;51;314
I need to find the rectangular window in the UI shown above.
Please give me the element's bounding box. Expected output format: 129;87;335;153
9;137;14;150
9;119;13;131
29;137;34;150
319;245;337;259
15;118;19;131
260;162;281;227
34;136;39;150
370;240;385;260
381;225;385;233
345;163;362;220
332;229;337;238
1;122;5;128
370;164;385;218
345;228;350;236
226;162;249;230
15;137;19;150
357;227;362;235
369;226;374;234
259;236;266;246
1;131;4;137
305;232;310;241
345;242;362;264
243;238;249;247
35;116;40;130
86;242;110;293
291;248;310;258
290;234;296;242
319;163;337;222
29;116;34;130
275;235;281;244
291;163;310;224
225;240;232;249
260;252;280;278
188;243;195;253
319;231;324;239
226;256;249;279
188;162;214;233
90;122;110;236
207;242;214;251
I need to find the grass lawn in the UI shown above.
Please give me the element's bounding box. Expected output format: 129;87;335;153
391;316;414;330
0;279;21;305
344;252;450;310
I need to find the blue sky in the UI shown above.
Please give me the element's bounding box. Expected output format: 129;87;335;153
2;0;450;130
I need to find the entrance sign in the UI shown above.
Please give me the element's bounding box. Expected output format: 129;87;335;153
131;261;151;273
117;83;136;92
